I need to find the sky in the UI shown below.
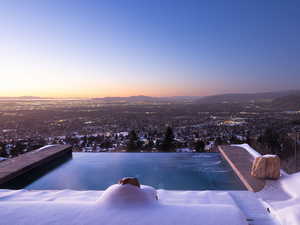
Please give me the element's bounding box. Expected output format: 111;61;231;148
0;0;299;98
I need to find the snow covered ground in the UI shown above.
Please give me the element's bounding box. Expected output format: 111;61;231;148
0;188;275;225
233;144;300;225
0;186;282;225
0;144;299;225
256;172;300;225
0;185;250;225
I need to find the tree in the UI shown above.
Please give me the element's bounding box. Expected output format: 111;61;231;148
160;127;175;152
0;143;8;158
127;130;139;152
261;128;280;154
145;139;154;150
246;131;252;145
194;140;205;152
100;139;113;149
279;135;294;159
215;137;224;146
229;135;243;144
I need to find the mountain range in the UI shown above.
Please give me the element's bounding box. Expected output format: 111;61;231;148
196;90;300;104
0;96;43;100
1;90;299;110
92;90;300;104
92;95;199;102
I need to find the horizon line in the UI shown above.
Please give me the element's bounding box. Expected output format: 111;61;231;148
0;89;299;99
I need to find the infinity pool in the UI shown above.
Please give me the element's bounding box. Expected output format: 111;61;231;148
3;153;245;190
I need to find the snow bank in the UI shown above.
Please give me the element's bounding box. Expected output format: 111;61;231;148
0;189;238;205
257;171;300;225
0;201;247;225
0;184;248;225
97;184;157;206
277;205;300;225
232;144;300;225
280;172;300;198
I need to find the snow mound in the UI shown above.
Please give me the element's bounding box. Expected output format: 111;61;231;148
97;184;157;206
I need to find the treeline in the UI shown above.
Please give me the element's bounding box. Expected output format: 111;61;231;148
0;138;46;158
126;127;206;152
247;127;300;173
249;128;298;160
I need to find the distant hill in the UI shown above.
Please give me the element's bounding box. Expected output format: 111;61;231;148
17;96;42;99
93;95;156;102
196;90;300;104
270;94;300;110
92;91;300;109
0;96;43;100
92;95;199;103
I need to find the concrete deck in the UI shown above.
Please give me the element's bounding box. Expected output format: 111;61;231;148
218;145;265;192
0;145;72;185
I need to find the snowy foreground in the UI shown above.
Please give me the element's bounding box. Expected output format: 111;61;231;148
0;185;268;225
234;144;300;225
0;144;299;225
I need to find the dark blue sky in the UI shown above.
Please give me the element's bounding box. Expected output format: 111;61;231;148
0;0;299;97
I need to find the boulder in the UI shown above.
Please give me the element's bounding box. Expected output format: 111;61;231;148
251;155;280;179
118;177;140;188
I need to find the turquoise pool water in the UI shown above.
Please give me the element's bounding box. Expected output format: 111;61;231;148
5;153;245;190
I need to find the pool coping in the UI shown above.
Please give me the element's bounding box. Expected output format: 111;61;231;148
218;145;265;192
0;145;72;186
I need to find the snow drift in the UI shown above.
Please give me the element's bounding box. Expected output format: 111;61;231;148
234;144;300;225
0;184;248;225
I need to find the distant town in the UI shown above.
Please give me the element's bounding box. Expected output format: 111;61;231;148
0;90;299;173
